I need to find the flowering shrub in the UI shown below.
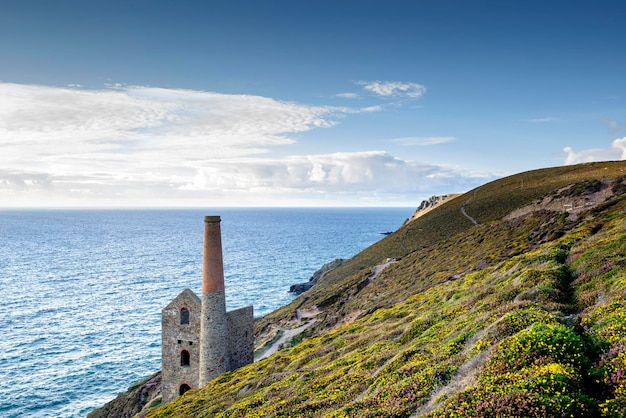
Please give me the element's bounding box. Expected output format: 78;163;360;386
147;173;626;418
488;323;588;374
427;323;598;417
494;306;558;338
579;297;626;417
595;342;626;417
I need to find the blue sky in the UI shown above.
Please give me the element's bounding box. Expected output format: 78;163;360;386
1;0;625;207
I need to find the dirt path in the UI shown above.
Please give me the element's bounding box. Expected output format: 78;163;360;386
256;321;316;360
370;260;395;280
256;308;320;361
460;191;480;226
411;348;493;416
255;262;394;361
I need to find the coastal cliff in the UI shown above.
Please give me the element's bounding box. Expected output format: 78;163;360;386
92;161;626;417
405;193;461;224
87;373;161;418
288;258;346;294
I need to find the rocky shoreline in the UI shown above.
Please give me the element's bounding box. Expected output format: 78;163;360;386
288;258;346;294
87;372;161;418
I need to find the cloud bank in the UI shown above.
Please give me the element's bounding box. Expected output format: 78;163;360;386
183;151;485;192
0;82;488;206
563;137;626;165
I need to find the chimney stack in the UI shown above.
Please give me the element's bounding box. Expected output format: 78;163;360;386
199;215;230;385
161;215;254;401
202;216;225;294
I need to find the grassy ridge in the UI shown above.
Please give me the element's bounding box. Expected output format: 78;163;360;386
148;161;626;417
257;161;626;335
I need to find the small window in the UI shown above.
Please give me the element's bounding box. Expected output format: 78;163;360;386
181;350;190;367
180;307;190;325
179;383;191;396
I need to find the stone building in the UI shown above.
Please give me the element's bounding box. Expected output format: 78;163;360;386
161;216;254;403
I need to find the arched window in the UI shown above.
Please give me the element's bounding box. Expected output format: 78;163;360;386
179;383;191;396
180;307;190;325
181;350;190;367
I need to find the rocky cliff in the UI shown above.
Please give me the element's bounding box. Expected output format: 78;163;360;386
87;373;161;418
288;258;346;294
406;193;461;223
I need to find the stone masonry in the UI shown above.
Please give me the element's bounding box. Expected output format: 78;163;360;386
161;216;254;403
161;289;201;402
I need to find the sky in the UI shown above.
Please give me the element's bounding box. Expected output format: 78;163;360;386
1;0;625;207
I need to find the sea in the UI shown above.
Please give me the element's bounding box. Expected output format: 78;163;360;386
0;207;411;417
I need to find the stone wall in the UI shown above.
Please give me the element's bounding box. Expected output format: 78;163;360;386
161;289;201;403
161;289;254;403
226;305;254;370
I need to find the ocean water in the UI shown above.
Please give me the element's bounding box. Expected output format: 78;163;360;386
0;208;411;417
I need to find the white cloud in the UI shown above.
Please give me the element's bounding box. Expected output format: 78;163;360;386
563;137;626;165
529;117;558;123
339;105;383;113
0;82;487;207
181;151;490;194
0;82;342;171
0;151;492;207
357;81;426;98
336;92;359;99
389;136;456;146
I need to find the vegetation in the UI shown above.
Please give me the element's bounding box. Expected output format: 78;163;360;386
144;161;626;417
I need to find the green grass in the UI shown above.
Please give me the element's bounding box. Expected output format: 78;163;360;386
257;161;626;336
146;161;626;417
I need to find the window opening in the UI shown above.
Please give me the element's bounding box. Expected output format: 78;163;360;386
179;383;191;396
180;307;190;325
181;350;190;367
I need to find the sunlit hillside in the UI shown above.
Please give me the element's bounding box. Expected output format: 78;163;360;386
114;161;625;417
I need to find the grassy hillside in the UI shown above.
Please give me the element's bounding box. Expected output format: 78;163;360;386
257;161;626;337
148;161;626;417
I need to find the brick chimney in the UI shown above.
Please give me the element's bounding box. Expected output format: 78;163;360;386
198;216;230;386
201;216;225;294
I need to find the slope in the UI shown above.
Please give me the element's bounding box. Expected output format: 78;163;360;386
147;161;626;417
256;161;626;340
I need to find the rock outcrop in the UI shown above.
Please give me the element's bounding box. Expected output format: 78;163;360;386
87;372;161;418
406;193;461;223
288;258;346;294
